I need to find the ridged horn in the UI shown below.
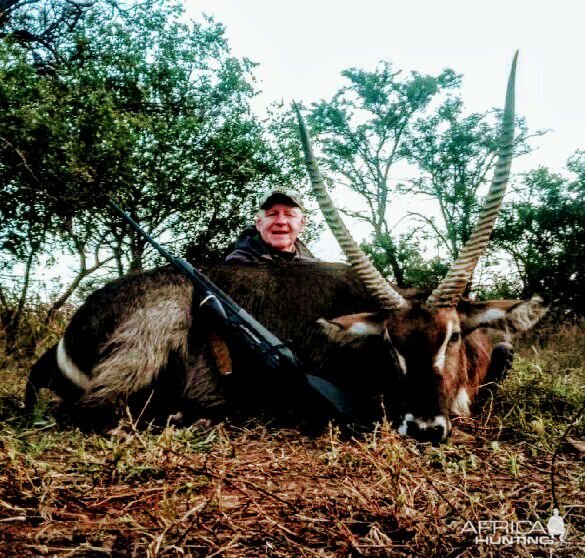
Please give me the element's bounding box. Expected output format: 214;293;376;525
293;103;407;310
427;51;518;308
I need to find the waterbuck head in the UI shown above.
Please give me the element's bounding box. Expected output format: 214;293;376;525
295;53;546;443
316;293;545;442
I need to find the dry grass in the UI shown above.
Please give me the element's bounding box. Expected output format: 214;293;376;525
0;314;583;557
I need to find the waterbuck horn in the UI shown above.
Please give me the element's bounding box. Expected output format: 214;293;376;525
427;51;518;308
293;103;407;310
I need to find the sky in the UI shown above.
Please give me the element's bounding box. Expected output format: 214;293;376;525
189;0;585;258
190;0;584;171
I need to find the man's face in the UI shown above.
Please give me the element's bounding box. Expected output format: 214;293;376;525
255;203;305;252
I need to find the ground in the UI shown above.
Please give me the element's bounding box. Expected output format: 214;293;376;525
0;317;583;557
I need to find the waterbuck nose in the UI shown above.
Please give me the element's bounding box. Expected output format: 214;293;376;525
398;413;451;443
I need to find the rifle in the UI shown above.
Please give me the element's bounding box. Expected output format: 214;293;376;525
108;200;355;419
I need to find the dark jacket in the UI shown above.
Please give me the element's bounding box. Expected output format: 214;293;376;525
225;226;316;263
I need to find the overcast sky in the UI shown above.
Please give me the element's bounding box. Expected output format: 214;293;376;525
191;0;583;171
189;1;585;258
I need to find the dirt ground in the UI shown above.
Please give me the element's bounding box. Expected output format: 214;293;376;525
1;322;584;557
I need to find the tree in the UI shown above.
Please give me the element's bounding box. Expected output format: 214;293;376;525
361;231;449;292
0;0;295;313
493;158;585;314
405;97;539;260
308;62;460;286
1;0;136;60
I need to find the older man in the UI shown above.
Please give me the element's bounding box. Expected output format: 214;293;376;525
226;188;315;262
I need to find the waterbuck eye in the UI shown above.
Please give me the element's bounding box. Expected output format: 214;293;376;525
449;331;461;343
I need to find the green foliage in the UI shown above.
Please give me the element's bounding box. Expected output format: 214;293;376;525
306;60;548;298
309;62;460;286
1;3;583;318
0;3;265;260
361;232;449;292
494;319;585;450
493;160;585;313
406;97;539;258
469;266;523;300
0;0;304;312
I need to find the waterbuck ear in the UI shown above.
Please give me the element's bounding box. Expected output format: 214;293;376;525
459;296;548;334
317;312;387;345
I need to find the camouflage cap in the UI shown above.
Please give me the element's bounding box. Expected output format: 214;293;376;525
259;187;305;212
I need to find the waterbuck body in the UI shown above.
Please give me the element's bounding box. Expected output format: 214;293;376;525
26;260;544;441
27;262;385;426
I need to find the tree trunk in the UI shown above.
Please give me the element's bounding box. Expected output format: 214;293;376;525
112;240;124;277
374;232;405;288
6;245;35;353
129;233;144;273
14;247;34;323
386;249;406;288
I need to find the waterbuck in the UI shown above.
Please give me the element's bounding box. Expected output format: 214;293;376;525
26;53;546;442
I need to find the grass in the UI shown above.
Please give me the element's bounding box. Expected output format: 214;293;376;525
0;313;583;557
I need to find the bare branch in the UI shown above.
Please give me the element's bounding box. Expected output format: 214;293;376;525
47;253;115;318
407;211;452;257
